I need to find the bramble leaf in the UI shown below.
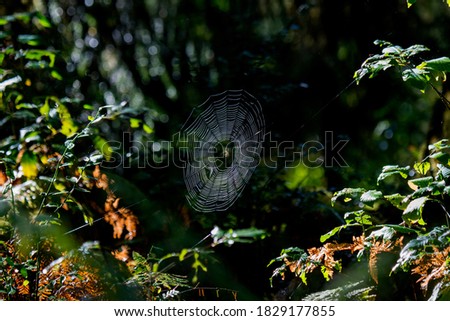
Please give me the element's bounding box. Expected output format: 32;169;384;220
360;190;383;207
320;225;346;243
402;196;428;225
331;187;366;206
384;193;407;210
377;165;410;184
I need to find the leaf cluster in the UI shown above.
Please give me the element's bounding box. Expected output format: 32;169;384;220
354;40;450;92
271;39;450;300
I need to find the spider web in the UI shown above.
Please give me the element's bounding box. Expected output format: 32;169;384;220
180;89;265;213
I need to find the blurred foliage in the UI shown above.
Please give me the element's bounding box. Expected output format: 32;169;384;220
1;0;450;301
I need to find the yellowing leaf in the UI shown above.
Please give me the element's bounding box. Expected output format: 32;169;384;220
21;151;38;178
53;181;66;192
39;99;50;116
179;248;189;261
143;123;154;134
56;100;78;137
93;135;112;161
130;118;141;128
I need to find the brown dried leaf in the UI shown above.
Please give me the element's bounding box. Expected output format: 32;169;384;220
411;246;450;292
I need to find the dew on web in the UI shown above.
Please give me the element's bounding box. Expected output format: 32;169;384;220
179;89;265;213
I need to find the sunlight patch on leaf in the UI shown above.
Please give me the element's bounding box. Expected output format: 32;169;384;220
360;190;383;207
402;196;428;225
377;165;410;184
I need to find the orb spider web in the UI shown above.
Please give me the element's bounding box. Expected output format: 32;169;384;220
179;89;265;213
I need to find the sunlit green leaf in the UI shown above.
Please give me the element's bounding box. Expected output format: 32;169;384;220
24;49;56;67
344;210;372;225
320;225;346;243
34;12;52;28
402;196;428;225
331;187;366;206
377;165;410;184
384;193;407;210
0;15;14;25
18;34;42;46
51;70;63;80
414;161;430;175
429;151;450;164
143;123;154;134
360;190;383;206
437;164;450;179
210;226;267;247
93;135;112;161
402;68;429;91
407;0;416;8
368;226;396;241
39;98;50;116
14;12;31;24
419;57;450;72
429;139;449;152
408;176;433;189
130;118;141;128
55;99;78;137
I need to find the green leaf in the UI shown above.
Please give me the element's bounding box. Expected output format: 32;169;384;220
24;50;56;68
93;135;112;161
437;164;450;179
130;118;141;128
414;161;430;175
18;34;42;46
429;151;450;164
55;99;78;137
34;12;52;28
320;225;346;243
14;12;31;24
344;210;372;225
179;248;189;261
429;139;449;152
384;193;407;210
50;70;63;80
402;196;428;225
420;57;450;72
368;226;396;241
331;187;366;206
39;98;50;116
0;15;14;25
407;0;416;8
143;123;154;134
377;165;410;184
376;224;419;235
360;190;383;206
210;226;267;247
408;177;433;189
402;68;430;91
